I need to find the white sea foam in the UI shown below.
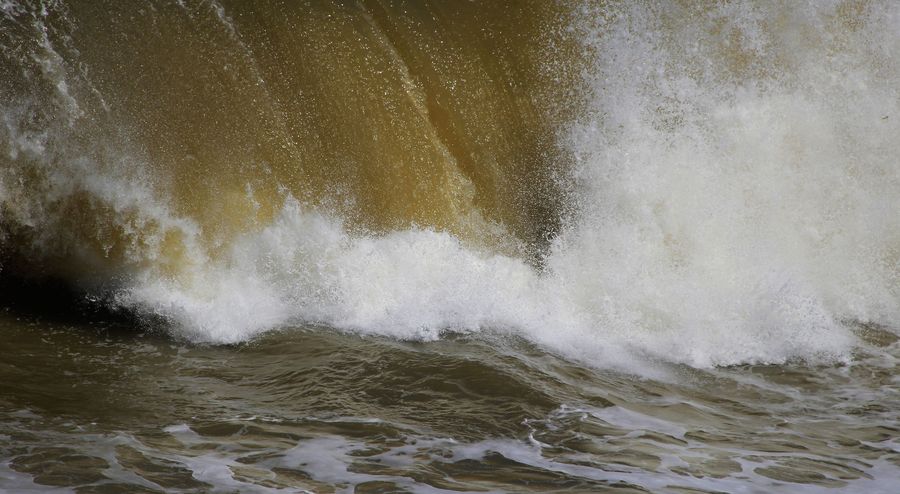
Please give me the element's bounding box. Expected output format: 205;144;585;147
118;190;853;371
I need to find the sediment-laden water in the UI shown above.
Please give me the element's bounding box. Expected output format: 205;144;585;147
2;1;899;492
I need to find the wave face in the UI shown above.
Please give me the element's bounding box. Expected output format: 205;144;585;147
2;0;899;369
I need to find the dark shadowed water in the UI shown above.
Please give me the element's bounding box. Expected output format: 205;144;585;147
2;305;898;492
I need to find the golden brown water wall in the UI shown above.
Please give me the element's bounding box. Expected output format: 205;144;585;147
0;0;582;279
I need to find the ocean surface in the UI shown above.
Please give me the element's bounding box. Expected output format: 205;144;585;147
1;1;899;492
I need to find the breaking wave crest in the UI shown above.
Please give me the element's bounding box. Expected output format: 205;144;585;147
2;0;899;370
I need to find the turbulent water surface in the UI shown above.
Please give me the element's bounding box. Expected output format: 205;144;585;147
2;0;900;492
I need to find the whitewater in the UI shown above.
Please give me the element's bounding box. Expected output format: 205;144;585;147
4;1;897;369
